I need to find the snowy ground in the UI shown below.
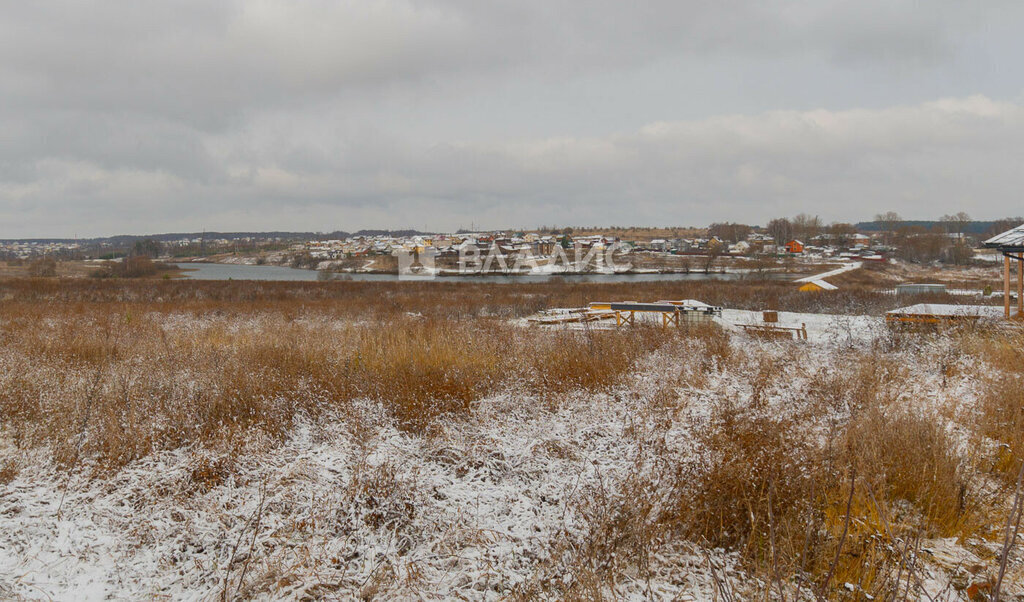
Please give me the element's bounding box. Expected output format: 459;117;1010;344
1;309;1021;600
1;390;737;600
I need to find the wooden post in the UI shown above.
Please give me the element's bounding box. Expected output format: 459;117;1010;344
1018;253;1023;317
1006;254;1012;319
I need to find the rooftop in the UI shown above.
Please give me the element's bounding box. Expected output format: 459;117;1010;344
805;279;838;290
984;223;1024;251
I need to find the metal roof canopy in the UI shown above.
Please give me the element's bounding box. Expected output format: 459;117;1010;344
589;301;721;312
985;223;1024;319
802;279;838;291
985;223;1024;253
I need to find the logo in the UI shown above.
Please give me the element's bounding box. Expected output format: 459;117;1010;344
396;247;437;280
395;239;633;279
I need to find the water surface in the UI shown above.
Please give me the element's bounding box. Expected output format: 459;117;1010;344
175;262;784;283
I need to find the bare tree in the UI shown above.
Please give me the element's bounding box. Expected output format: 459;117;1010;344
939;212;971;237
988;217;1024;237
896;225;948;264
939;214;954;233
28;256;58;277
829;222;857;248
792;213;822;242
766;218;793;245
708;222;752;244
874;211;903;245
702;242;722;273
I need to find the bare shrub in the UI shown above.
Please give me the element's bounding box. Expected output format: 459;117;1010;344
89;256;161;279
27;257;57;277
846;405;974;535
978;372;1024;478
664;351;980;597
968;332;1024;480
668;397;821;574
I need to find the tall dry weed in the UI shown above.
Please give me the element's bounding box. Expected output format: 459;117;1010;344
662;349;980;597
0;298;669;470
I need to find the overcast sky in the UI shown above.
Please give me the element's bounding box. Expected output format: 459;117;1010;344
1;1;1023;237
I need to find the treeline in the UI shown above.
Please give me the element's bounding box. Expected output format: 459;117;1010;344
1;230;354;245
708;214;847;244
872;211;1022;264
856;217;1023;236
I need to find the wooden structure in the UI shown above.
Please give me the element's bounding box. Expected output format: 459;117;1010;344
588;300;722;329
886;303;1004;326
985;224;1024;319
739;322;808;340
529;308;616;325
895;283;946;295
530;299;722;327
785;240;805;254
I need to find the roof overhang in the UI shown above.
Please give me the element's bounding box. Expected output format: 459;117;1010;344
984;223;1024;251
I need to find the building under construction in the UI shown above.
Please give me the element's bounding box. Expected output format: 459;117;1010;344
530;299;721;327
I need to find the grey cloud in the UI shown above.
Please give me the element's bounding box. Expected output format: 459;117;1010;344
1;1;1022;236
6;95;1021;236
1;0;1009;117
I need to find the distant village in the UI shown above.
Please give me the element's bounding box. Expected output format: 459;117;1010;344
293;230;885;262
1;215;1017;273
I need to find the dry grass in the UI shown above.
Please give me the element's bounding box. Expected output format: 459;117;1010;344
0;276;917;475
0;274;991;318
668;351;982;597
525;326;670;404
1;277;1021;598
969;332;1024;481
517;337;1006;600
0;457;18;485
0;281;681;472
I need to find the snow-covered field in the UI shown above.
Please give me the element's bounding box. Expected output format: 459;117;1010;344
1;307;1022;600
